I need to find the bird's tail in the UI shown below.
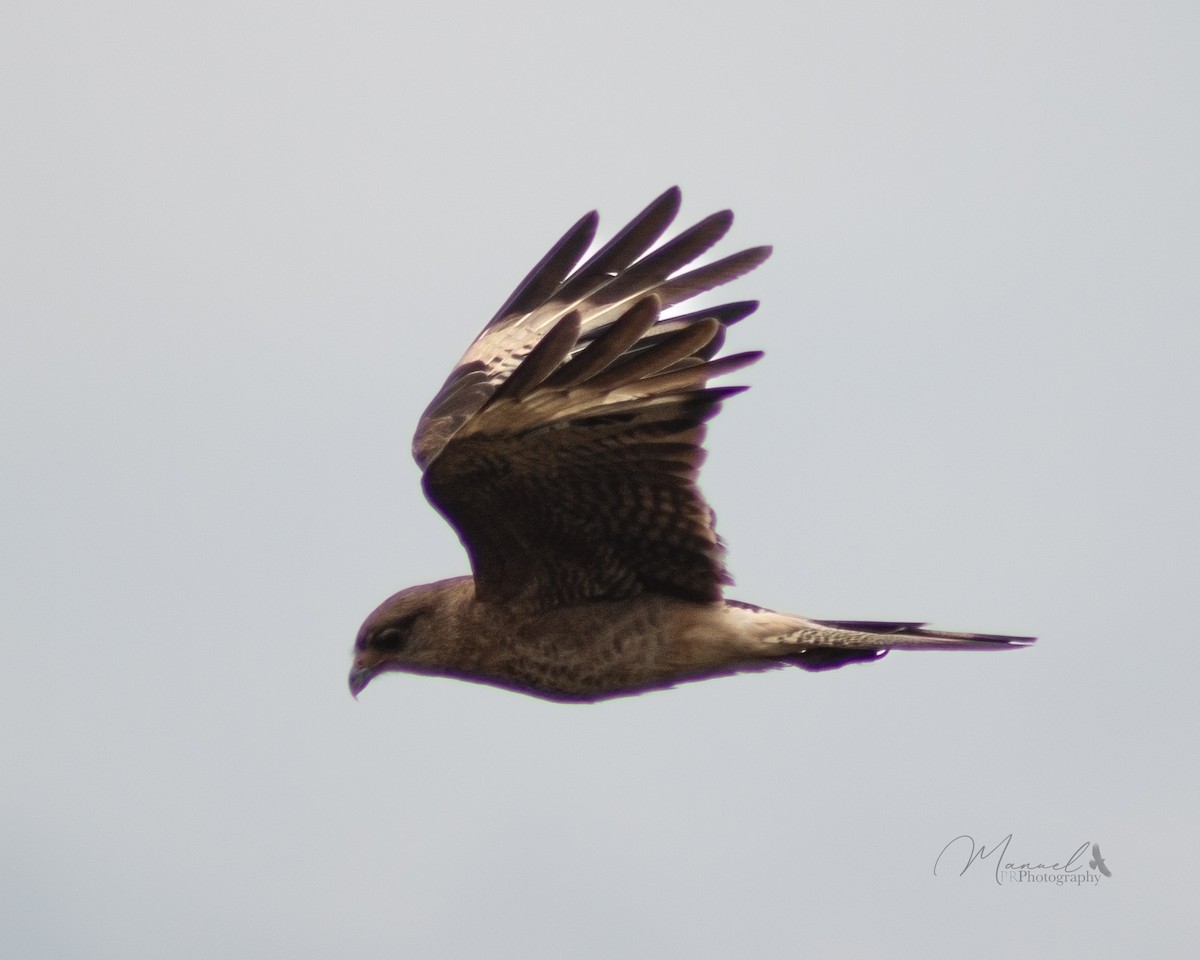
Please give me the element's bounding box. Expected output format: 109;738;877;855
808;618;1037;649
724;601;1035;672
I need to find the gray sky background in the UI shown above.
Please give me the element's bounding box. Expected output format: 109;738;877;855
3;2;1198;957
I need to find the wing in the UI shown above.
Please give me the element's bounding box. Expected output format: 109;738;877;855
415;189;771;607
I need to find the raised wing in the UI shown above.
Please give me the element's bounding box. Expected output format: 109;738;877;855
416;189;771;607
413;187;768;470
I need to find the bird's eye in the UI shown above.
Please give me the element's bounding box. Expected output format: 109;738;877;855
372;613;419;653
373;627;406;652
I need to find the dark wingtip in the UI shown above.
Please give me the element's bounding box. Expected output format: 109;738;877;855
741;245;773;267
719;300;760;325
489;208;599;323
658;185;683;206
632;187;682;234
708;208;735;233
702;383;752;402
624;188;682;241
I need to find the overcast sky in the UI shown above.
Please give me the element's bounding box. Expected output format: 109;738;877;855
3;2;1198;957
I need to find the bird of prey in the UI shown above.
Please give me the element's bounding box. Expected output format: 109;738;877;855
350;188;1033;702
1089;843;1112;877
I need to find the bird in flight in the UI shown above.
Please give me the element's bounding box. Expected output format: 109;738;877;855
350;188;1033;702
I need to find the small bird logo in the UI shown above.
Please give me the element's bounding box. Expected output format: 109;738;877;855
1088;843;1112;877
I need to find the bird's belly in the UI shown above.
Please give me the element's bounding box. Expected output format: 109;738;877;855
457;597;748;701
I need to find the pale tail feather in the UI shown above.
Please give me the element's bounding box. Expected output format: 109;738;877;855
725;601;1035;673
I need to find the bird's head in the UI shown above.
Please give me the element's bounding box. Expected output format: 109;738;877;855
349;586;438;697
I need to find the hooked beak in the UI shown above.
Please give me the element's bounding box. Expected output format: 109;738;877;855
348;663;373;699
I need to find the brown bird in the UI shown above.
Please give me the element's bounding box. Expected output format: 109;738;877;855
350;188;1033;702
